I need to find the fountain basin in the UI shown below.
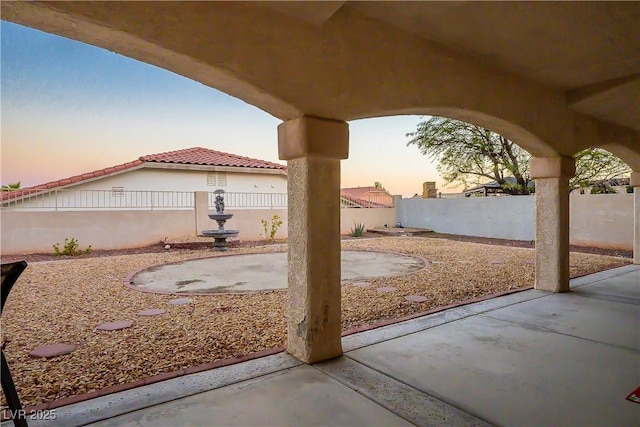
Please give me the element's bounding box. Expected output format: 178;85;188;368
202;229;239;252
208;213;233;221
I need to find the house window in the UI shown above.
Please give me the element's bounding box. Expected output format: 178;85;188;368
207;173;217;186
112;187;125;197
217;172;227;186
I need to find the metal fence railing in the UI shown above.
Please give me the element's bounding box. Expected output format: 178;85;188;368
1;189;394;210
209;192;288;209
0;189;195;210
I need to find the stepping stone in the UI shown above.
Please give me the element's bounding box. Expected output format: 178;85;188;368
352;282;371;288
29;343;76;358
168;298;193;305
377;287;397;292
96;320;133;331
138;309;166;316
490;260;505;264
405;295;428;303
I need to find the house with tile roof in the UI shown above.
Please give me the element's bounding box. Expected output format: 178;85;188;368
340;186;393;208
1;147;287;208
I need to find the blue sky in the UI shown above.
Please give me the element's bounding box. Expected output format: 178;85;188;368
1;21;446;196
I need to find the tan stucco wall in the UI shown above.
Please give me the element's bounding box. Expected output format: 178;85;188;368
1;207;398;254
340;208;397;234
1;210;196;254
569;194;634;250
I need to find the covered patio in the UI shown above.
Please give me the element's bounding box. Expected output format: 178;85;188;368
1;2;639;425
5;265;637;426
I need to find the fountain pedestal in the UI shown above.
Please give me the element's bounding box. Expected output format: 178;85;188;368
201;192;239;251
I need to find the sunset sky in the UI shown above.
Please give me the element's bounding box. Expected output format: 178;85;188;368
1;21;452;197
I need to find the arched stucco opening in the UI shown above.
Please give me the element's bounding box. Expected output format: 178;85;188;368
592;144;640;173
355;108;556;159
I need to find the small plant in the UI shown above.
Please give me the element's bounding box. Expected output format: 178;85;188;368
53;238;92;256
261;215;283;242
350;221;366;237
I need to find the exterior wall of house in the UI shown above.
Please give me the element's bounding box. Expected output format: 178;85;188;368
4;168;288;210
397;194;634;250
69;168;287;193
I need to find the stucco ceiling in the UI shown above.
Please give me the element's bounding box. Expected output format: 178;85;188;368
1;1;638;162
261;1;640;131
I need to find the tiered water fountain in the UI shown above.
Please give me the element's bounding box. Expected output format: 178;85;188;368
202;190;239;252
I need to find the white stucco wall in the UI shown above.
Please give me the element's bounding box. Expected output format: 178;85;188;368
398;196;536;241
397;194;634;250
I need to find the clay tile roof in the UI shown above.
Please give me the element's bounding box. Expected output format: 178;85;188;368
340;186;381;199
140;147;286;170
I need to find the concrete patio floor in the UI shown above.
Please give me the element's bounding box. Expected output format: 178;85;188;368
6;265;638;427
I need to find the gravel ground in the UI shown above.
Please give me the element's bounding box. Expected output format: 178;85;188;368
0;237;629;409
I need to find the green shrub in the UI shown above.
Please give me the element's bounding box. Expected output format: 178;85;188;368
350;221;366;237
260;215;283;242
53;238;92;256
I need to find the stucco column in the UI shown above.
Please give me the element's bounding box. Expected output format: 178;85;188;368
278;116;349;363
530;156;575;292
194;191;209;235
631;172;640;264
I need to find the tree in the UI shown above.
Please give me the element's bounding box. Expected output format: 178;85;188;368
373;181;386;190
1;181;21;191
406;117;631;194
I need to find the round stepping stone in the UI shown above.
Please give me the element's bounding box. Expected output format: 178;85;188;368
138;309;166;316
352;282;371;288
405;295;428;303
377;287;397;292
168;298;193;305
29;343;76;358
96;320;133;331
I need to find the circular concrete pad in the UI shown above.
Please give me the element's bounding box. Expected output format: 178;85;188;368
138;309;166;316
351;282;371;288
96;321;133;331
405;295;428;302
131;251;424;294
29;343;76;358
